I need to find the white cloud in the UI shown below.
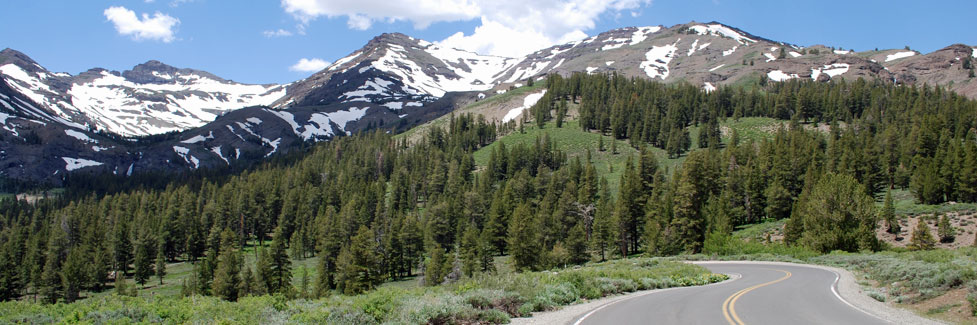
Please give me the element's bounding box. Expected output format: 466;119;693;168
170;0;195;7
263;29;293;37
290;58;330;72
104;6;180;43
282;0;480;29
280;0;651;57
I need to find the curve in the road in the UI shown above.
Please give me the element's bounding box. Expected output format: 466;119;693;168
574;262;887;325
723;268;791;324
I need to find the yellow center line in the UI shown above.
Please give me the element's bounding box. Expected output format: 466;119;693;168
722;269;792;325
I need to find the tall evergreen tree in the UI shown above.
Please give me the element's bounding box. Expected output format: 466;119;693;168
335;226;382;295
881;191;900;234
213;228;242;301
508;203;540;271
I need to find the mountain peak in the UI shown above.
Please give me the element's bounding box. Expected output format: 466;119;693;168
0;48;43;72
121;60;225;84
131;60;178;73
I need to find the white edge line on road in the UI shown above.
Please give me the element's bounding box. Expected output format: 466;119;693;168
830;271;881;320
571;273;742;325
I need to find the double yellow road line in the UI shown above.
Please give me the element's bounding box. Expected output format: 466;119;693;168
722;269;792;325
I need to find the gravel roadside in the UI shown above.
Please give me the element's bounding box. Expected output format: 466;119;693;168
509;260;943;325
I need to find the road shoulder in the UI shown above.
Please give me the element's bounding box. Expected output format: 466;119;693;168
693;261;944;325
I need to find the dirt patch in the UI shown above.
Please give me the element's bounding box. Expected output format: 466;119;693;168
908;288;973;324
877;213;977;249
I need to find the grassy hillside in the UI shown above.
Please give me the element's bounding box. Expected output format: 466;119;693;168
473;120;637;193
471;117;784;194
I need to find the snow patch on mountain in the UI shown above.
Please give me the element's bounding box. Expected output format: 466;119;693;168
172;146;200;169
885;51;916;62
703;82;716;92
688;39;700;56
62;157;103;171
324;107;368;132
630;26;662;46
723;46;738;57
767;70;799;82
639;40;680;80
265;109;302;136
211;146;229;164
689;24;755;44
502;90;547;123
181;131;214;144
811;63;850;80
329;52;362;72
65;129;97;144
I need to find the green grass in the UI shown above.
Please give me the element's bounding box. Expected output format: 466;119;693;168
0;258;726;324
732;219;786;241
473;120;638;193
886;188;977;216
470;115;784;193
720;117;781;144
77;241;322;301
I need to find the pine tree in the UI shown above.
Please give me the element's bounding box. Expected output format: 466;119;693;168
937;214;956;243
0;240;22;301
423;244;448;286
213;228;242;301
261;227;292;294
764;182;792;220
335;226;382;294
477;228;496;273
796;173;880;253
89;246;110;292
155;245;167;285
508;203;540;271
61;248;88;303
908;221;936;250
132;234;155;286
566;222;589;264
239;266;255;298
297;266;310;299
459;225;480;277
112;221;132;275
881;191;900;234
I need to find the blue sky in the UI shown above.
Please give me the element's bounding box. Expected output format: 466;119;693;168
1;0;974;84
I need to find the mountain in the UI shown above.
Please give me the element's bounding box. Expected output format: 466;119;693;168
492;22;976;95
1;21;975;184
0;49;287;137
272;33;518;108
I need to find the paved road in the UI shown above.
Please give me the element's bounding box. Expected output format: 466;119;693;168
574;262;888;325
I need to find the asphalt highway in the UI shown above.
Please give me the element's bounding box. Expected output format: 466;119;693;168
573;262;888;325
